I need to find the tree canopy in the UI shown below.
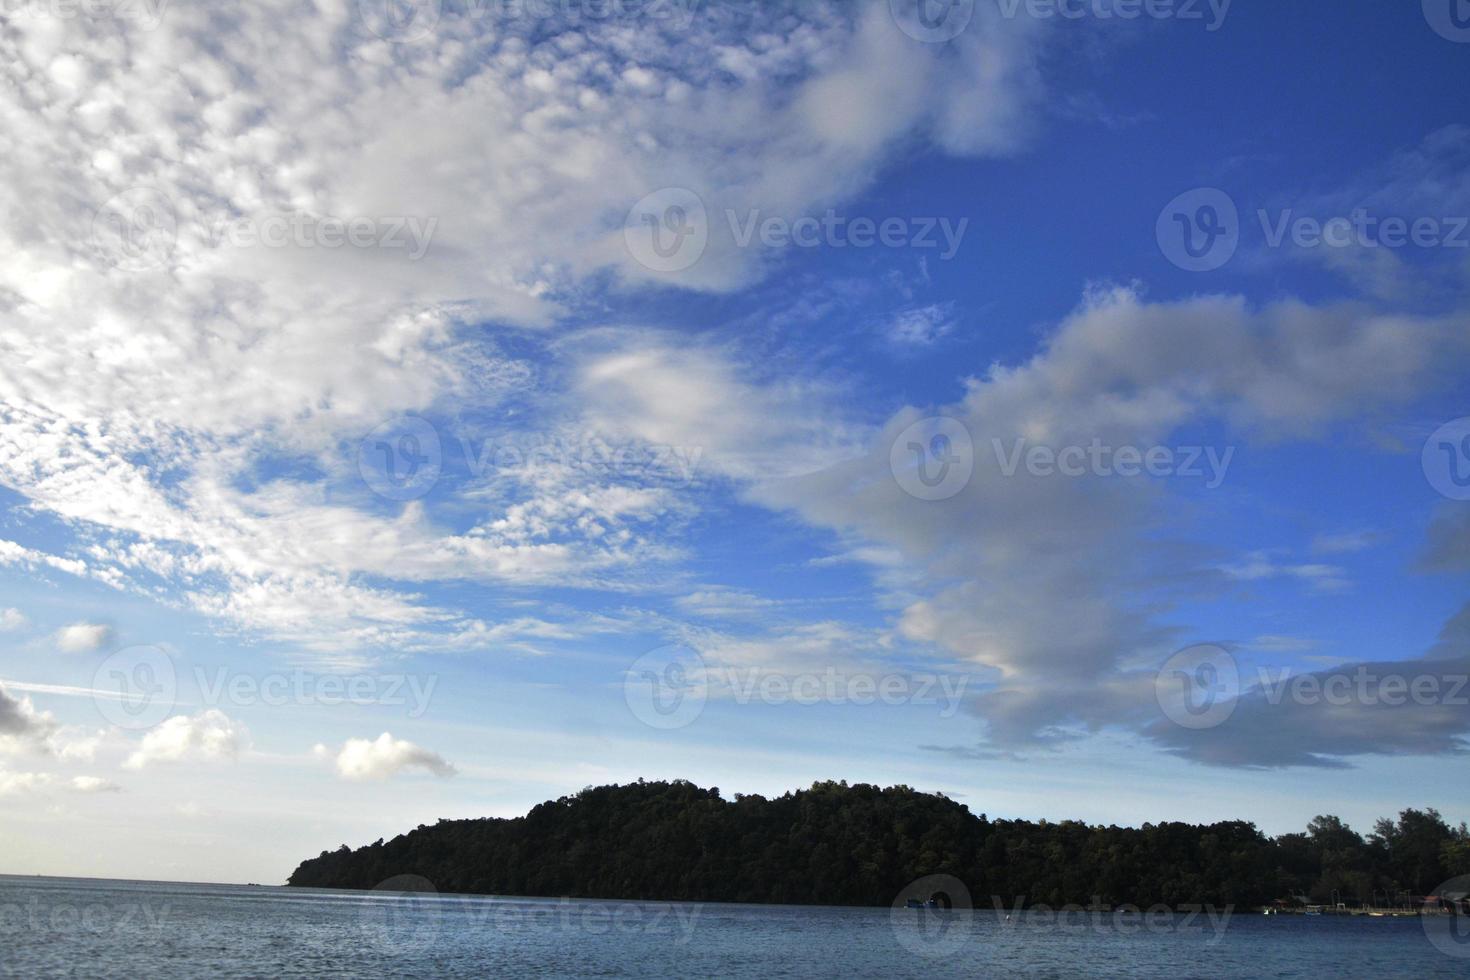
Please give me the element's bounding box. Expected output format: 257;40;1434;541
287;780;1470;908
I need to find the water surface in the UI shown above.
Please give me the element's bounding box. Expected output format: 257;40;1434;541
3;875;1467;978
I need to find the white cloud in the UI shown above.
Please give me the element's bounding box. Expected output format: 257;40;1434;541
123;710;248;769
884;303;956;347
68;775;122;793
54;623;115;654
0;682;59;754
0;682;108;762
575;336;862;482
675;588;781;621
0;770;120;797
1265;125;1470;299
1310;529;1383;555
1219;552;1350;594
0;608;27;632
0;0;1053;653
751;286;1470;749
323;733;457;781
0;770;53;797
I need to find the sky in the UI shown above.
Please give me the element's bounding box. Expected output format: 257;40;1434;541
1;0;1470;885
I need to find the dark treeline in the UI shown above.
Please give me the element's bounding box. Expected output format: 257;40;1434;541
287;780;1470;908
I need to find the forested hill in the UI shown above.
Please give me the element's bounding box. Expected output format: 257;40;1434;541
287;780;1470;908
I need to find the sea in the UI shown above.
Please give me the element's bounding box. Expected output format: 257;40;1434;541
3;874;1468;978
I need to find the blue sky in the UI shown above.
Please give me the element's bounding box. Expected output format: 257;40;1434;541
1;0;1469;883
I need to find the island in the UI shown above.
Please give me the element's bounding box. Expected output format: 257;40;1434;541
288;780;1470;911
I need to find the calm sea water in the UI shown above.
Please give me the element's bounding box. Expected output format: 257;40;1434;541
4;874;1469;978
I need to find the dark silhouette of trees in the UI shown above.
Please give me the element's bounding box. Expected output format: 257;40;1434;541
286;780;1470;908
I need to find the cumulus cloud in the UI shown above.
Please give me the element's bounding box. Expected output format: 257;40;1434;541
747;287;1470;755
54;623;115;654
123;710;248;769
321;733;457;781
0;608;27;632
0;682;60;754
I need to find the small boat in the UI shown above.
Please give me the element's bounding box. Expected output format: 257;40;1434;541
905;898;941;909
